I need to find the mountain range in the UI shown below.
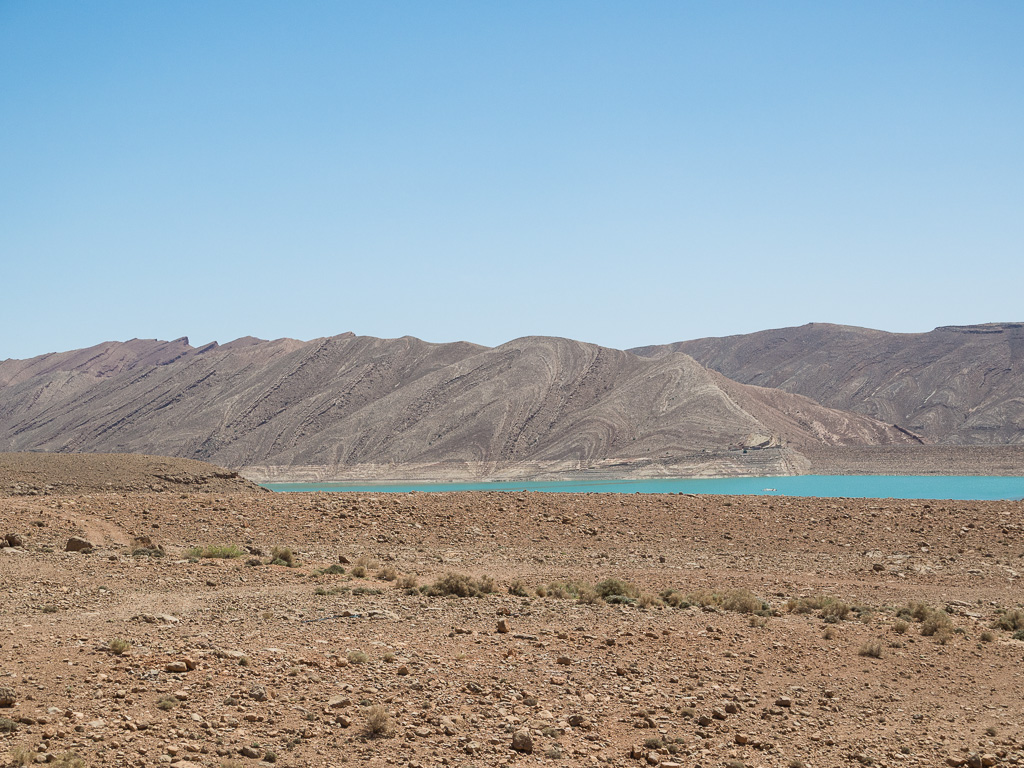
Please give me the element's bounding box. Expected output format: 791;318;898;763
1;322;1019;479
632;322;1024;445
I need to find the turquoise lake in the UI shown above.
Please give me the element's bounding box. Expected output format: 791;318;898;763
264;475;1024;501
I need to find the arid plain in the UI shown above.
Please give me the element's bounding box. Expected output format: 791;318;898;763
1;455;1023;768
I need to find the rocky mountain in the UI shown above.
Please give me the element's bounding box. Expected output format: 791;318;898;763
632;322;1024;445
0;333;915;478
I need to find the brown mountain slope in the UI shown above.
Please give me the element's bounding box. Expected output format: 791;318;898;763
631;322;1024;445
0;334;915;477
0;452;262;496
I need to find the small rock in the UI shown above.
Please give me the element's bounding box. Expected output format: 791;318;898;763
65;536;95;552
511;728;533;753
0;686;16;707
249;684;268;702
5;533;25;548
496;618;511;633
164;662;188;674
775;696;792;708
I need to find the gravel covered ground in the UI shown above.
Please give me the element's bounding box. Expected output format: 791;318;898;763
2;485;1023;768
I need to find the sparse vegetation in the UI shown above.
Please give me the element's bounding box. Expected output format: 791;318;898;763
363;704;393;737
993;609;1024;632
347;649;369;664
595;578;640;599
893;620;909;634
185;544;245;559
687;587;771;615
421;572;496;598
787;595;850;622
268;546;296;567
508;579;529;597
397;573;418;590
155;694;180;710
980;630;995;642
9;746;34;767
858;641;883;658
0;716;18;733
52;754;86;768
107;637;131;655
376;565;398;581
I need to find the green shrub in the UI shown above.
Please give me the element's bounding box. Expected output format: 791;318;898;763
156;694;179;710
605;594;637;606
595;578;640;599
107;638;131;655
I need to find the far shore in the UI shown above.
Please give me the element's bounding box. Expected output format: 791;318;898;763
241;444;1024;484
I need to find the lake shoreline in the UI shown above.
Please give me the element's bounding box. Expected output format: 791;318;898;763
242;444;1024;484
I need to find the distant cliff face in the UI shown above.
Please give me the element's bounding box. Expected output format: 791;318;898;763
632;323;1024;445
0;333;915;473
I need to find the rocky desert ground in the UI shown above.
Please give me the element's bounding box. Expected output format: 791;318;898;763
2;455;1023;768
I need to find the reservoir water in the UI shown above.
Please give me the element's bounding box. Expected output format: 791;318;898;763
264;475;1024;501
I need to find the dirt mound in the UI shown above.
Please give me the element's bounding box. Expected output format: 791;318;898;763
0;452;264;496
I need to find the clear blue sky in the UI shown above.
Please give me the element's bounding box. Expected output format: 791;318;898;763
2;1;1022;360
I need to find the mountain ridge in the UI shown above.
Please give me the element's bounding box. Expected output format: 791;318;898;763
0;332;916;479
631;322;1024;445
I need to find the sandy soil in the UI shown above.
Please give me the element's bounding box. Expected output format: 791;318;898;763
1;470;1023;768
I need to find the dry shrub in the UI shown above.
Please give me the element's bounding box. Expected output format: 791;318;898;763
660;589;689;608
396;573;418;590
576;585;601;605
269;546;295;567
508;579;529;597
376;566;398;581
787;595;849;622
422;573;496;598
897;602;933;623
347;649;369;664
858;641;883;658
356;554;380;571
689;588;770;615
107;638;131;655
638;593;663;609
920;609;953;637
363;704;393;737
993;609;1024;632
595;578;640;599
893;620;909;634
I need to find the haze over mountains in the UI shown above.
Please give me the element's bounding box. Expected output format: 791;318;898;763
0;332;921;479
632;322;1024;445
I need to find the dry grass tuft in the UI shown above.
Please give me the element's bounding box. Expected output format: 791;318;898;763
363;704;393;738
